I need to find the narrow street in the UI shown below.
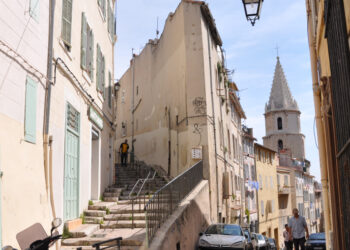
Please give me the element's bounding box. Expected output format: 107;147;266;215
0;0;349;250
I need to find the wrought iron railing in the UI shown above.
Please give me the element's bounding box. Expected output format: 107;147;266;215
144;161;203;245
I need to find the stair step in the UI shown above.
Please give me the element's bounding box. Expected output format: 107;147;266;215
101;220;146;229
104;213;145;221
104;192;122;197
84;216;104;224
104;197;119;202
69;224;100;238
84;210;106;217
105;187;123;193
88;202;115;210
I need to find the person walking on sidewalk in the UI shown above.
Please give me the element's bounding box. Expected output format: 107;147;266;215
119;139;129;167
288;208;309;250
283;224;293;250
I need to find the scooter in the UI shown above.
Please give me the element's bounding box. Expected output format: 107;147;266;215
2;218;62;250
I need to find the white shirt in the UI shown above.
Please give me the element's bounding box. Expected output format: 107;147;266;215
283;230;290;242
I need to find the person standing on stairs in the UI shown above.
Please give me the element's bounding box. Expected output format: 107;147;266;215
120;139;129;167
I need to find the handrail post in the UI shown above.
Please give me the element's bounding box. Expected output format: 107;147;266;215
132;198;134;229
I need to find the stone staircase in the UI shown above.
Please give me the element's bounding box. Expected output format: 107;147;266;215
61;163;168;250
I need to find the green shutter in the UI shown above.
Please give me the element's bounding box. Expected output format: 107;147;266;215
80;12;87;69
96;44;101;91
61;0;73;46
102;55;105;98
108;72;112;108
24;76;37;144
30;0;40;21
89;30;94;81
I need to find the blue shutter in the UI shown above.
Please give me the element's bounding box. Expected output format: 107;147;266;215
30;0;40;21
24;77;37;144
89;30;94;81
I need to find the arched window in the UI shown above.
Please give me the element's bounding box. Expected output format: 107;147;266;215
278;140;283;150
277;117;282;130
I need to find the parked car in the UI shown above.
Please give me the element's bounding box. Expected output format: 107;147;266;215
305;233;326;250
263;235;270;250
267;238;277;250
244;229;254;250
198;224;247;249
251;233;268;250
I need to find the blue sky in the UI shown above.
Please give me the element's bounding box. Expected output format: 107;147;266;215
114;0;321;181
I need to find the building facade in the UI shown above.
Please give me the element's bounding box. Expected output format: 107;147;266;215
255;143;280;247
305;0;350;248
115;0;246;223
50;0;116;223
242;127;258;231
0;1;52;247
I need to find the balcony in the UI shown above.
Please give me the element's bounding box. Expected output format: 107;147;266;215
278;185;291;195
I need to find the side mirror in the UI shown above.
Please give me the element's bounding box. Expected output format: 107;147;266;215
199;232;204;236
51;218;62;235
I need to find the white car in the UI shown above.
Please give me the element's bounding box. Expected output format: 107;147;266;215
251;233;268;250
198;224;247;249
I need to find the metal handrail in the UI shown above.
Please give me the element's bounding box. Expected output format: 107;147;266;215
128;171;151;199
144;161;203;245
137;171;156;197
90;237;123;250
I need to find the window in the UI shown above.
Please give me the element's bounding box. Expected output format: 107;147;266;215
277;117;282;130
81;13;94;80
277;174;280;186
271;200;275;213
29;0;40;21
227;129;231;156
262;151;265;162
261;200;264;216
259;175;263;190
98;0;106;19
260;150;263;161
265;176;268;189
96;44;105;94
244;164;249;180
61;0;73;49
24;76;37;143
121;121;126;137
278;140;283;150
232;135;235;159
284;175;289;186
270;176;273;189
107;0;115;40
108;72;112;108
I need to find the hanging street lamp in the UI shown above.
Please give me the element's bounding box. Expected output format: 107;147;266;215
242;0;264;26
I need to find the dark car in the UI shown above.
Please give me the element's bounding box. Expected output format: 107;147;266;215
267;238;277;250
244;229;254;250
305;233;326;250
263;236;270;250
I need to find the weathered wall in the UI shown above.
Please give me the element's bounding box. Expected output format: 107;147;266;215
0;1;51;247
148;180;210;250
50;0;115;222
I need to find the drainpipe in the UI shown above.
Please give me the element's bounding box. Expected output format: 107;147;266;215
168;108;171;176
306;2;331;248
131;51;135;165
43;0;56;220
206;24;220;222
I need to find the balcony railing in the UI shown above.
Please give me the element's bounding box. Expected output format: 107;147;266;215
144;160;203;246
278;185;291;195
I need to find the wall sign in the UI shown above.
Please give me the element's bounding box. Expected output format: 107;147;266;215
89;106;103;130
192;147;202;160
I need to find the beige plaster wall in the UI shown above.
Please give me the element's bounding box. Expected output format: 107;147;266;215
0;1;52;247
148;180;210;250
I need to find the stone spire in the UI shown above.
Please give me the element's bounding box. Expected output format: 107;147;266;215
265;57;299;112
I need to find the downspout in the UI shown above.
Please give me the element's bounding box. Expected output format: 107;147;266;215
207;24;220;222
306;1;331;248
168;108;171;176
131;53;135;164
44;0;56;219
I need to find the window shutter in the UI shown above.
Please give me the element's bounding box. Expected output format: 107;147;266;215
108;72;112;108
107;0;111;34
96;44;101;91
102;55;105;98
30;0;40;21
80;12;87;69
89;30;94;81
61;0;73;45
24;76;37;143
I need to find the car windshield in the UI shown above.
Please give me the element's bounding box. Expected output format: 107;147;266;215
205;224;243;236
309;233;325;240
257;234;265;240
268;238;275;243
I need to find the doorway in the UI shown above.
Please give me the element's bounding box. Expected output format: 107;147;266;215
274;228;279;249
91;127;100;200
64;103;80;221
